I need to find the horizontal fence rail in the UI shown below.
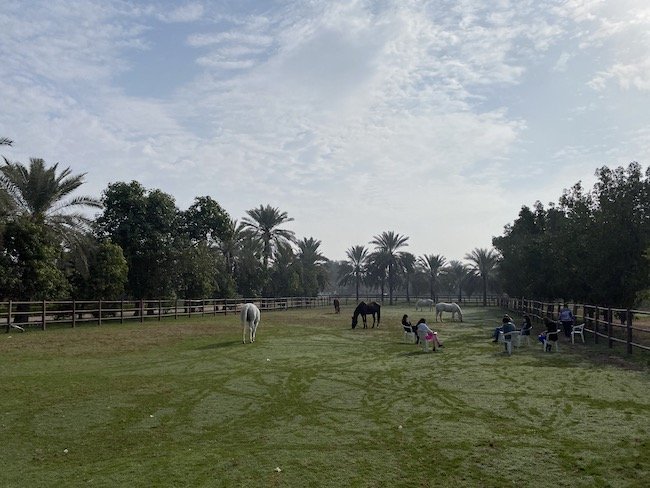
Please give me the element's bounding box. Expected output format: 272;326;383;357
504;297;650;355
4;295;647;356
0;294;500;333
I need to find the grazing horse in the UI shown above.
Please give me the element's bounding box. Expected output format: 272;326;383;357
351;301;381;329
415;298;434;311
435;302;463;322
241;303;261;343
333;298;340;314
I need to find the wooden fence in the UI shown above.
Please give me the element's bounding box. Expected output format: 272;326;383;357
503;297;650;354
1;297;332;332
0;294;501;332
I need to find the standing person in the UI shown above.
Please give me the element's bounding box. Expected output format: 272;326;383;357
415;318;444;351
520;314;533;337
559;304;575;338
543;317;559;351
402;314;418;344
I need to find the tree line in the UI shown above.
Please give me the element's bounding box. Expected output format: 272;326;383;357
1;138;648;309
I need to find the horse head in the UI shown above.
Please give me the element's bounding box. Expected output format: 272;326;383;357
351;315;357;329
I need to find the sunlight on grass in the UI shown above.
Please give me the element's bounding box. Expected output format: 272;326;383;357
1;305;648;487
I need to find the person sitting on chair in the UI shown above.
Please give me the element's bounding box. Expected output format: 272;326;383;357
402;314;418;344
415;318;444;350
492;314;513;342
500;316;516;352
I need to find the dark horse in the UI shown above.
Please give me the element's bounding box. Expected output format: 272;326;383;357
333;298;340;314
351;301;381;329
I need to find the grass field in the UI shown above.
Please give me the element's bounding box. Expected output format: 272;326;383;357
1;305;648;487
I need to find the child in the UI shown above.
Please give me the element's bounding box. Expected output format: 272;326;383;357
415;318;444;351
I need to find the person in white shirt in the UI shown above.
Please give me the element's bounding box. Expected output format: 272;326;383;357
415;318;444;350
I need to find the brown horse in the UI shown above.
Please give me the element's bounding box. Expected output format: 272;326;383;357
333;298;340;314
351;301;381;329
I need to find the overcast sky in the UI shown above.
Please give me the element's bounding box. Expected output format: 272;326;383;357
1;0;648;262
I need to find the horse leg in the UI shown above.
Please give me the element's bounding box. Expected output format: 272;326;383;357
242;323;247;344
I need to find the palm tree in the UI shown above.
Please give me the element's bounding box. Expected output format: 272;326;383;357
297;237;329;296
399;252;417;303
241;204;295;269
0;157;102;269
419;254;446;302
338;245;369;302
218;218;246;276
444;260;468;302
370;231;409;305
465;247;500;306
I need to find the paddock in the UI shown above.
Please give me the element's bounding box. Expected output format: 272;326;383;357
1;305;647;486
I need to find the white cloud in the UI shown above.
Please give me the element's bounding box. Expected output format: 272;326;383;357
1;0;648;261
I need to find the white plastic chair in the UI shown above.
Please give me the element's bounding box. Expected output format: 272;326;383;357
403;327;416;343
571;323;585;344
498;330;521;355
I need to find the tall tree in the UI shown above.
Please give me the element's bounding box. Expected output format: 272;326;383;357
419;254;446;302
297;237;329;296
443;260;468;302
0;157;101;271
370;231;409;305
241;204;295;271
465;248;500;306
338;245;369;303
399;252;417;303
96;181;179;299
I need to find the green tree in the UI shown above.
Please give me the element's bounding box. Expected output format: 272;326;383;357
443;260;468;302
268;241;300;297
370;231;409;305
338;245;369;303
0;217;70;301
0;157;101;272
465;248;500;306
96;181;179;299
418;254;446;302
297;237;328;296
241;204;295;270
399;252;417;303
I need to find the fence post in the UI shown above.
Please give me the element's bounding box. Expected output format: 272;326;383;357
140;300;144;323
626;309;633;354
607;307;613;349
72;300;76;328
98;300;102;326
42;300;46;331
158;300;162;321
6;300;11;333
594;307;600;344
175;299;178;320
120;300;124;324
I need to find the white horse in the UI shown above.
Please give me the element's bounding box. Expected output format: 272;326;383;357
435;302;463;322
240;303;261;343
415;298;434;311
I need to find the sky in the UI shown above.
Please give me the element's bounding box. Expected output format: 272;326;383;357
1;0;649;262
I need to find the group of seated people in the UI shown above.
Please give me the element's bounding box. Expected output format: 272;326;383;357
492;313;560;352
402;314;444;350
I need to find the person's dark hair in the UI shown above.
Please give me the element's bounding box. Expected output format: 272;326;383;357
402;314;408;321
524;315;532;326
502;317;510;324
417;318;426;325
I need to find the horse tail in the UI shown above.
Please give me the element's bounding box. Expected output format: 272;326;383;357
376;305;381;325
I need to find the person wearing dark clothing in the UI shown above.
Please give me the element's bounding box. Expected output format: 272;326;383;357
402;314;418;344
543;317;559;351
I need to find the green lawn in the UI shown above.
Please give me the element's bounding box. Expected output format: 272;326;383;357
1;305;648;487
